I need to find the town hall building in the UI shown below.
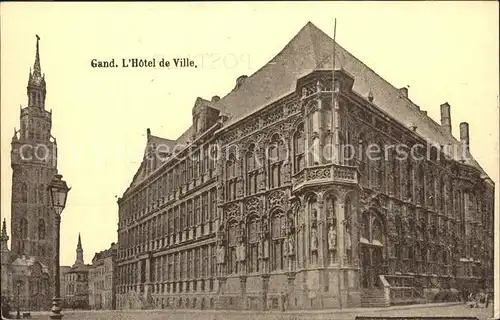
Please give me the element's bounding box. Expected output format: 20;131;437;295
115;22;495;310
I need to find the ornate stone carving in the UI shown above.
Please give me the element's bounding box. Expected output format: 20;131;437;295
268;190;287;209
245;197;262;214
216;244;225;264
225;203;239;218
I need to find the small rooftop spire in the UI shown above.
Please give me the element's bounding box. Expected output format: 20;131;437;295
1;218;7;238
77;232;82;249
33;35;41;77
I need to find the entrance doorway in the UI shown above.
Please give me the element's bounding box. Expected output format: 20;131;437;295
360;211;386;288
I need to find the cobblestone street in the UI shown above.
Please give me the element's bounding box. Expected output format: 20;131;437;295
22;303;495;320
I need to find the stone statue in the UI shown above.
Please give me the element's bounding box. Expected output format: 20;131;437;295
288;234;295;255
312;208;318;221
311;228;318;251
237;242;246;262
345;226;352;251
262;238;269;259
216;244;225;264
328;225;337;251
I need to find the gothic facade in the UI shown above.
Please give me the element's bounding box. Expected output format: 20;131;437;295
115;22;495;310
6;35;59;310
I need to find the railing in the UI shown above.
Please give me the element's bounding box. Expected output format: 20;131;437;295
292;163;358;190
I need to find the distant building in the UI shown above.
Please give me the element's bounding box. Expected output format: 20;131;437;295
59;265;71;301
63;234;91;309
1;218;50;311
88;243;118;310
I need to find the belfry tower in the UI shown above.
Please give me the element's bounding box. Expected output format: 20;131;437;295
10;35;59;298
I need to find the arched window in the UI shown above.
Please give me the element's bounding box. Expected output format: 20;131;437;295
271;212;285;271
226;154;237;201
268;134;284;189
395;216;402;260
227;221;238;274
38;219;46;240
245;145;258;195
293;124;305;173
247;217;259;273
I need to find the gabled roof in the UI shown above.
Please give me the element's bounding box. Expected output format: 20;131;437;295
209;21;487;177
124;21;489;196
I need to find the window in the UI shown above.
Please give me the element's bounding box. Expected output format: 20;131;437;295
227;221;238;274
226;154;237;201
357;134;368;185
269;134;284;189
247;217;259;273
271;212;285;271
38;219;46;240
21;183;28;203
417;165;425;205
194;196;200;226
406;159;413;200
210;189;217;221
20;218;28;239
370;143;384;191
202;193;208;223
293;124;305;173
245;144;258;195
187;200;192;229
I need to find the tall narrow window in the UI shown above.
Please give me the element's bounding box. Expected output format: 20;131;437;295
20;218;28;240
271;212;285;271
417;165;425;205
247;217;259;273
246;145;258;195
293;124;305;173
226;154;237;201
406;160;413;201
269;134;284;189
21;183;28;203
37;219;45;239
228;221;238;274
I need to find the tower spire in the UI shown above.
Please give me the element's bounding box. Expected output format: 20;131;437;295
74;233;84;266
1;218;10;256
33;34;41;76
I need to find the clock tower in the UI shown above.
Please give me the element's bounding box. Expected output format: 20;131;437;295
10;35;59;300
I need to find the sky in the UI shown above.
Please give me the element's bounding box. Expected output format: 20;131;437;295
1;2;498;268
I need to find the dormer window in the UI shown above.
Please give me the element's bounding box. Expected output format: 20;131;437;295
195;114;203;134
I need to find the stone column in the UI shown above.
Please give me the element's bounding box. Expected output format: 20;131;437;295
336;200;346;266
332;76;341;165
261;274;270;311
239;275;247;310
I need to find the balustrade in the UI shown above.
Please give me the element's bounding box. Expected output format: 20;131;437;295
292;163;358;190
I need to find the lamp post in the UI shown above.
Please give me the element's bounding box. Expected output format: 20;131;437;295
16;279;22;319
47;174;70;320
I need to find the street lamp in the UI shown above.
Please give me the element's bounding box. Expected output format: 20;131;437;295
16;279;22;319
47;174;70;320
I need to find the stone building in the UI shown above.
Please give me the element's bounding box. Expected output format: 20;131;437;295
88;243;118;310
1;218;50;311
115;22;495;310
63;234;91;309
9;35;61;308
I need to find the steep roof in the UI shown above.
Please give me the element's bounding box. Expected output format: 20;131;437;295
210;21;487;177
125;21;489;194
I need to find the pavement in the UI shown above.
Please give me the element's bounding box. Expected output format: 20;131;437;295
12;303;495;320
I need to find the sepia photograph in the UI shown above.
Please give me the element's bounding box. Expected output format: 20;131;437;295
1;2;498;320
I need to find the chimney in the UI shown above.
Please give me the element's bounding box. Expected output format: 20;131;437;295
211;95;220;103
235;75;248;90
146;128;151;138
460;122;470;152
399;87;408;98
440;102;452;134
